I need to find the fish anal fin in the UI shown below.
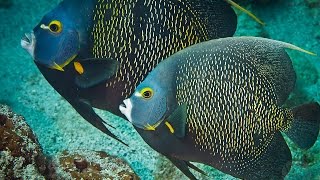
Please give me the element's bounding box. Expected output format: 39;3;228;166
185;161;207;176
167;157;198;180
75;58;120;88
70;98;128;146
167;104;187;138
239;132;292;179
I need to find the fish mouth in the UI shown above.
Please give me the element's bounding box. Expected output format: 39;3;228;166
21;32;35;58
119;99;133;123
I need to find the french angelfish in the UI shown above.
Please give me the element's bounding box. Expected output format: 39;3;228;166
119;37;320;179
21;0;238;145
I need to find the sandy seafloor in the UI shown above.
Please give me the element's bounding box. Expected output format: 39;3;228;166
0;0;319;179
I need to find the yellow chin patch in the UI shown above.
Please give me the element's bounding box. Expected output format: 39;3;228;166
144;124;156;131
50;54;77;72
143;119;164;131
51;63;64;71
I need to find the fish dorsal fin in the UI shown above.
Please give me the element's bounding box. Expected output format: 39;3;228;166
167;104;187;138
186;0;237;39
225;0;265;25
74;58;120;88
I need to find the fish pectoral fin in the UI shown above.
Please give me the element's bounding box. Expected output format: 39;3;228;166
185;161;207;176
75;58;120;88
167;104;187;138
225;0;265;25
69;98;128;146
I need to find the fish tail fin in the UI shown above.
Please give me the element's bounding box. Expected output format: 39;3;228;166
225;0;265;25
284;103;320;149
189;0;237;38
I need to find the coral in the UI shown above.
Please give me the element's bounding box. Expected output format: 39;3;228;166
0;104;48;179
49;150;140;180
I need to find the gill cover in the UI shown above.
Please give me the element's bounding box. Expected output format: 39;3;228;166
129;85;168;130
33;1;81;70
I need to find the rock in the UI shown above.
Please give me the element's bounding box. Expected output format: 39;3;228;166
49;150;140;180
0;104;139;179
0;104;48;179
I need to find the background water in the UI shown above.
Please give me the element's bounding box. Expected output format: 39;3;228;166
0;0;319;179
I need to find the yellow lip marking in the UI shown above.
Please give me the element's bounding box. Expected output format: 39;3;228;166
165;121;175;134
51;63;64;71
74;62;84;74
225;0;265;25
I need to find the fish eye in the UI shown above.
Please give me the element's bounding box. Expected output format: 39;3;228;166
49;20;63;34
140;87;154;99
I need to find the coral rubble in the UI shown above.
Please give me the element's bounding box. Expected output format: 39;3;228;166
0;104;47;179
50;150;139;180
0;104;139;179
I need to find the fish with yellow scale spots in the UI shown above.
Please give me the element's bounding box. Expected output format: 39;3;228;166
20;0;244;145
119;36;320;179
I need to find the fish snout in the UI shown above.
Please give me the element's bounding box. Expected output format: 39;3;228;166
119;99;133;122
21;31;35;59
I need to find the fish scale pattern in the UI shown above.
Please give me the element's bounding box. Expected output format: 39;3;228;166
91;0;208;98
175;40;294;172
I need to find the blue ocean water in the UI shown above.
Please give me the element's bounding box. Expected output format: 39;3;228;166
0;0;319;179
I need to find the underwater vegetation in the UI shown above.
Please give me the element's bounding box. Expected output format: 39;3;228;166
0;0;319;179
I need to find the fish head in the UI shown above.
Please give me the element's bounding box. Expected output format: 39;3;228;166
120;83;169;131
21;4;80;71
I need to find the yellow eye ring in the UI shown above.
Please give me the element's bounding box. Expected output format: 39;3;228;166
48;20;63;34
140;87;154;99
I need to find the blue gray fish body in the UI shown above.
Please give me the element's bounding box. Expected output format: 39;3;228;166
122;37;320;179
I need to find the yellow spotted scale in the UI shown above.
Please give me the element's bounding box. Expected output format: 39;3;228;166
89;0;236;103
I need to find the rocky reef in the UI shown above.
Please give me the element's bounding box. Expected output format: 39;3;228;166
0;104;139;179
